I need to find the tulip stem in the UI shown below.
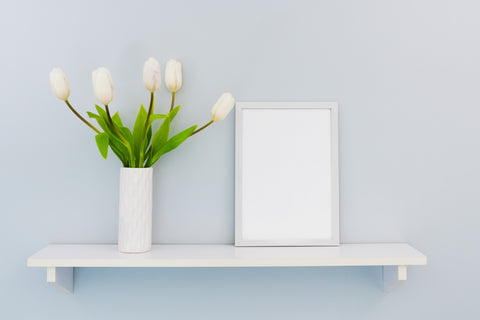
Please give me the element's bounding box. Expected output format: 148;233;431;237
65;100;100;134
105;105;134;166
169;92;175;112
191;120;214;136
141;92;155;140
139;92;155;167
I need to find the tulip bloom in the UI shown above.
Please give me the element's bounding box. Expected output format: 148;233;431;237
165;59;182;93
92;67;114;105
211;93;235;122
143;57;161;92
49;68;70;101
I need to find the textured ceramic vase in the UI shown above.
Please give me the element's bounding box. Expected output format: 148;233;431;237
118;167;153;253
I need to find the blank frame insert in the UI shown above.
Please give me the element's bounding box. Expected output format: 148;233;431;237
235;102;339;246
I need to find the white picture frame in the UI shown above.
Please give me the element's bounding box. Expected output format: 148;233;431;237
235;102;339;246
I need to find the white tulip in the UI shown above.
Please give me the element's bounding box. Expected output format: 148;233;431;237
49;68;70;101
165;59;182;93
92;67;114;105
143;57;161;92
211;93;235;122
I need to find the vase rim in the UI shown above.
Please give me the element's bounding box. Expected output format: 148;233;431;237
120;167;153;170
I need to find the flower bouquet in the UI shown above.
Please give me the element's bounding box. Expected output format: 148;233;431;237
49;57;234;167
49;57;235;252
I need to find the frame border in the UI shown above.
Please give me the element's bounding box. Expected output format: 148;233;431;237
235;101;339;246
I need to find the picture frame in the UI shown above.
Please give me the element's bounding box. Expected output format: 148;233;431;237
235;102;339;246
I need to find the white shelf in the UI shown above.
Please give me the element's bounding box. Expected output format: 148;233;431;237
27;243;427;293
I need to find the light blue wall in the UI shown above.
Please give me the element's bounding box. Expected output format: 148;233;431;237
1;0;478;318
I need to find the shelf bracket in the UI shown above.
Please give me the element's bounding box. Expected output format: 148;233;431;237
383;265;407;292
47;267;74;293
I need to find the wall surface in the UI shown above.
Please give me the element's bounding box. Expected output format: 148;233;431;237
1;0;479;319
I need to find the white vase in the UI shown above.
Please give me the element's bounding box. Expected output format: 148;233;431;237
118;167;153;253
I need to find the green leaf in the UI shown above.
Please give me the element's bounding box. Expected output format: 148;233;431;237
94;105;113;134
95;104;106;118
119;126;133;144
169;105;181;121
149;114;166;124
112;112;124;127
93;108;114;138
93;105;131;165
133;105;147;141
95;132;109;159
94;106;123;143
148;125;197;166
87;111;99;119
109;139;129;166
146;107;180;165
120;126;135;165
132;105;148;162
145;126;152;153
151;117;170;156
